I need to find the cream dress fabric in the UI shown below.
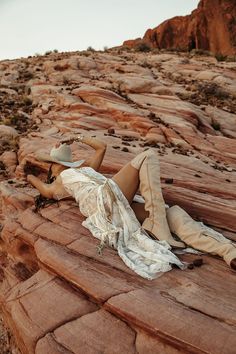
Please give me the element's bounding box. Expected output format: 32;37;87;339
60;167;185;280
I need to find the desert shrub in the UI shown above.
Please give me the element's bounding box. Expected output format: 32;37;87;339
62;76;69;85
103;46;109;51
198;82;230;99
191;49;212;56
211;121;221;130
226;55;236;62
53;49;58;53
87;46;95;52
215;53;227;62
135;42;151;52
0;137;19;154
23;97;33;106
45;50;52;55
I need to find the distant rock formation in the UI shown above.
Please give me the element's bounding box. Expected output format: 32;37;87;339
123;0;236;56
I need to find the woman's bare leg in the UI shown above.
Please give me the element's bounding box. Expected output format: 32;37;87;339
131;202;149;223
112;163;140;204
111;161;149;221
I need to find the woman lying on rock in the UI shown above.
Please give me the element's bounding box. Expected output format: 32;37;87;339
27;135;236;279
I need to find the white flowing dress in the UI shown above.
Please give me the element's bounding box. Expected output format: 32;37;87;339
60;167;185;279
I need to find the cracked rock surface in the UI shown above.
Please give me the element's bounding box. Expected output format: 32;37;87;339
0;49;236;353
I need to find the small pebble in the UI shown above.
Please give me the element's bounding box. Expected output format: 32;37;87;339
165;178;173;184
193;258;203;267
108;128;115;134
187;263;194;270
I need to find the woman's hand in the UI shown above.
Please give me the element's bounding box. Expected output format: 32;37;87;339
53;136;74;148
58;134;80;146
27;174;35;184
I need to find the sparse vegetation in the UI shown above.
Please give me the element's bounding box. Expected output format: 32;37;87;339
87;46;96;52
45;49;58;55
0;136;19;154
176;80;235;112
215;53;227;62
135;42;151;52
3;113;30;131
226;55;236;62
62;76;69;85
211;121;221;131
191;49;213;56
199;82;230;100
23;97;33;106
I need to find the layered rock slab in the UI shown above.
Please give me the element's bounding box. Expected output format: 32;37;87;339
105;287;236;354
2;270;97;354
0;48;236;354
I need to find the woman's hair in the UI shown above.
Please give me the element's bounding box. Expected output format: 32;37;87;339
33;163;57;213
47;163;56;183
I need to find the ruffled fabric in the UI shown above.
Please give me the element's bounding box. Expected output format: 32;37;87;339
60;167;185;280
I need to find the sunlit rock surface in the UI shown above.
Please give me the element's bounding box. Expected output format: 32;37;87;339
124;0;236;56
0;48;236;353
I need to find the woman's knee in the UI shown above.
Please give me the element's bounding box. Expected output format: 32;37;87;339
130;149;157;170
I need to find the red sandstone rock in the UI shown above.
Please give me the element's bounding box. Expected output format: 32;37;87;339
3;270;97;354
0;151;17;175
124;0;236;56
105;287;236;354
0;47;236;354
50;310;136;354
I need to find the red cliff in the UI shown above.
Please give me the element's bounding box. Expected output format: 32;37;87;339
123;0;236;56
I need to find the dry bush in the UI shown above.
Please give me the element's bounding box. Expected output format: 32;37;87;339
135;42;151;52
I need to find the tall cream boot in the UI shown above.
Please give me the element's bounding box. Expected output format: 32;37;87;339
131;150;185;248
166;205;236;267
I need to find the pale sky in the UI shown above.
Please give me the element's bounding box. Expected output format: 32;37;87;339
0;0;199;60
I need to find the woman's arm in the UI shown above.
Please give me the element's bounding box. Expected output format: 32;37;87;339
27;174;55;198
62;135;107;171
82;136;107;171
